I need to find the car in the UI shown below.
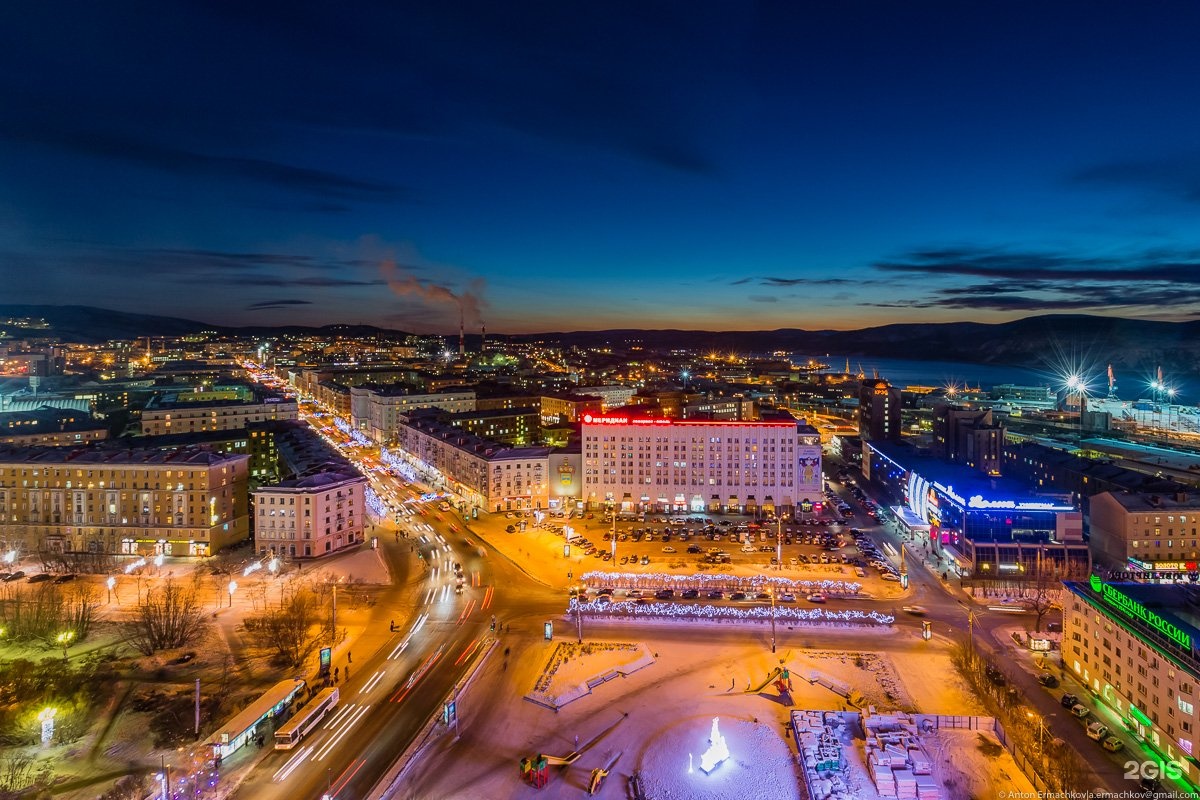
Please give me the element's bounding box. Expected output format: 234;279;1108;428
640;555;650;565
1101;736;1124;752
1070;703;1090;719
754;592;771;600
730;592;748;601
681;589;699;599
454;584;464;594
806;593;827;603
901;606;927;616
25;573;52;584
706;589;724;599
654;589;675;599
1037;673;1059;688
687;545;702;554
619;556;629;565
627;590;643;598
1086;722;1109;741
505;525;516;533
661;546;677;553
1060;693;1079;708
53;574;77;584
593;550;604;558
881;573;901;582
595;593;612;605
596;587;614;596
779;593;796;602
601;552;612;560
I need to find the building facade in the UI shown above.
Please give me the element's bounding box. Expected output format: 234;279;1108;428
580;412;822;515
0;445;249;558
1064;578;1200;782
349;385;476;443
252;471;366;559
932;404;1004;476
858;379;901;442
1088;491;1200;578
141;397;298;436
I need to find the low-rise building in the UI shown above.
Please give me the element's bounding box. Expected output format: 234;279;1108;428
350;384;476;443
0;408;108;446
1064;578;1200;780
252;470;366;559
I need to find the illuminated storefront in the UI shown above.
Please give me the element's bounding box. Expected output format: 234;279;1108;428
866;441;1087;577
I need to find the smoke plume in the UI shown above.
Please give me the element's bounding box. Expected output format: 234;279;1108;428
380;258;487;326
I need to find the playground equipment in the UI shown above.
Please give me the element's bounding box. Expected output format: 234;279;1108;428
587;752;622;796
519;751;579;789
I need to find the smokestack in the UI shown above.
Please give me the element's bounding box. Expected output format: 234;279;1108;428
459;307;465;359
481;321;486;353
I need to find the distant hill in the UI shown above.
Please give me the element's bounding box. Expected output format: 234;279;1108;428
4;305;1198;375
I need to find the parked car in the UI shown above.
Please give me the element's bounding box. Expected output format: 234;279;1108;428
626;590;643;598
661;546;677;553
1037;673;1059;688
1060;693;1079;708
654;589;675;600
681;589;699;599
53;574;77;584
706;590;724;599
806;594;827;603
730;592;747;601
1102;736;1124;752
640;555;650;565
779;593;796;602
1070;704;1090;719
26;573;52;584
1086;722;1109;741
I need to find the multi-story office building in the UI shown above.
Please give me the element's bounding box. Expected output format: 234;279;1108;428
252;470;366;559
858;378;901;442
1089;490;1200;577
140;396;297;436
349;385;476;443
0;445;249;557
389;411;560;513
1064;578;1200;781
580;411;822;515
540;393;602;426
932;404;1005;475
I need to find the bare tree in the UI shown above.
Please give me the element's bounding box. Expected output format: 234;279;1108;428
250;587;322;667
124;578;211;655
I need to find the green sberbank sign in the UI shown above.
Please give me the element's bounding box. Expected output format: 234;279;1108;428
1089;575;1192;650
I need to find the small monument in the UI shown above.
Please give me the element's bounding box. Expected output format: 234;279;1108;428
699;716;730;774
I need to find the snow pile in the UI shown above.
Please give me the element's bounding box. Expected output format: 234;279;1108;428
636;716;801;800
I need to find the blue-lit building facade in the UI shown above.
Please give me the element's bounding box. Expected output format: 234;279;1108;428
865;441;1089;578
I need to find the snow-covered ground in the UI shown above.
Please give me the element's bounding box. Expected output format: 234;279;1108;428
389;628;1004;800
527;641;654;708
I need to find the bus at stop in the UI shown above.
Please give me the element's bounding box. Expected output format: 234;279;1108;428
274;687;340;750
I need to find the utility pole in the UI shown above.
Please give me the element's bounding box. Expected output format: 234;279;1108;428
331;584;338;643
194;679;201;738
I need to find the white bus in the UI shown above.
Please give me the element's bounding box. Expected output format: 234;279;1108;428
274;687;339;750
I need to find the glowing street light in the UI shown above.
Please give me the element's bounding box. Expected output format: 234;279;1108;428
268;557;279;575
56;631;75;663
106;576;116;604
2;550;15;565
227;580;238;607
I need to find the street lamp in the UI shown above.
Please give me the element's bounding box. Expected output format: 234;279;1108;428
106;576;116;604
227;580;237;607
769;587;777;653
2;550;15;565
56;631;75;663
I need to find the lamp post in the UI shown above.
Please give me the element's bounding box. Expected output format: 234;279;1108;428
56;631;74;663
769;587;777;653
106;576;116;604
227;580;237;607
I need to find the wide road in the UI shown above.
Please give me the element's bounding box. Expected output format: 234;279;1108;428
231;505;562;800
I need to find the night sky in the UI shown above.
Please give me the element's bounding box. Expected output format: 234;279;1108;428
4;2;1200;334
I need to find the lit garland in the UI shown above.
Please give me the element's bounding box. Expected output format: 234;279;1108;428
579;570;862;595
380;447;418;482
364;486;386;518
567;597;894;625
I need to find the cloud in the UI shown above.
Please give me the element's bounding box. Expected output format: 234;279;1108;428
0;119;403;202
246;299;314;310
1071;153;1200;205
864;244;1200;315
239;276;386;288
748;295;778;303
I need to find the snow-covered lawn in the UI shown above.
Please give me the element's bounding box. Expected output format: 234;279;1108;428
527;641;654;708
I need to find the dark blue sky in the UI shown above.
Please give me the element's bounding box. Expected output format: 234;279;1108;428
4;1;1200;333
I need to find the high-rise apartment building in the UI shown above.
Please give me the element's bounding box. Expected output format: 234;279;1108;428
858;379;901;442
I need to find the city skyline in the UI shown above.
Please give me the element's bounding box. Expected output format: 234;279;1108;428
6;3;1200;333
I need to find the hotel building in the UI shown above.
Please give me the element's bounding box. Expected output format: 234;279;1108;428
1065;578;1200;781
579;412;822;515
